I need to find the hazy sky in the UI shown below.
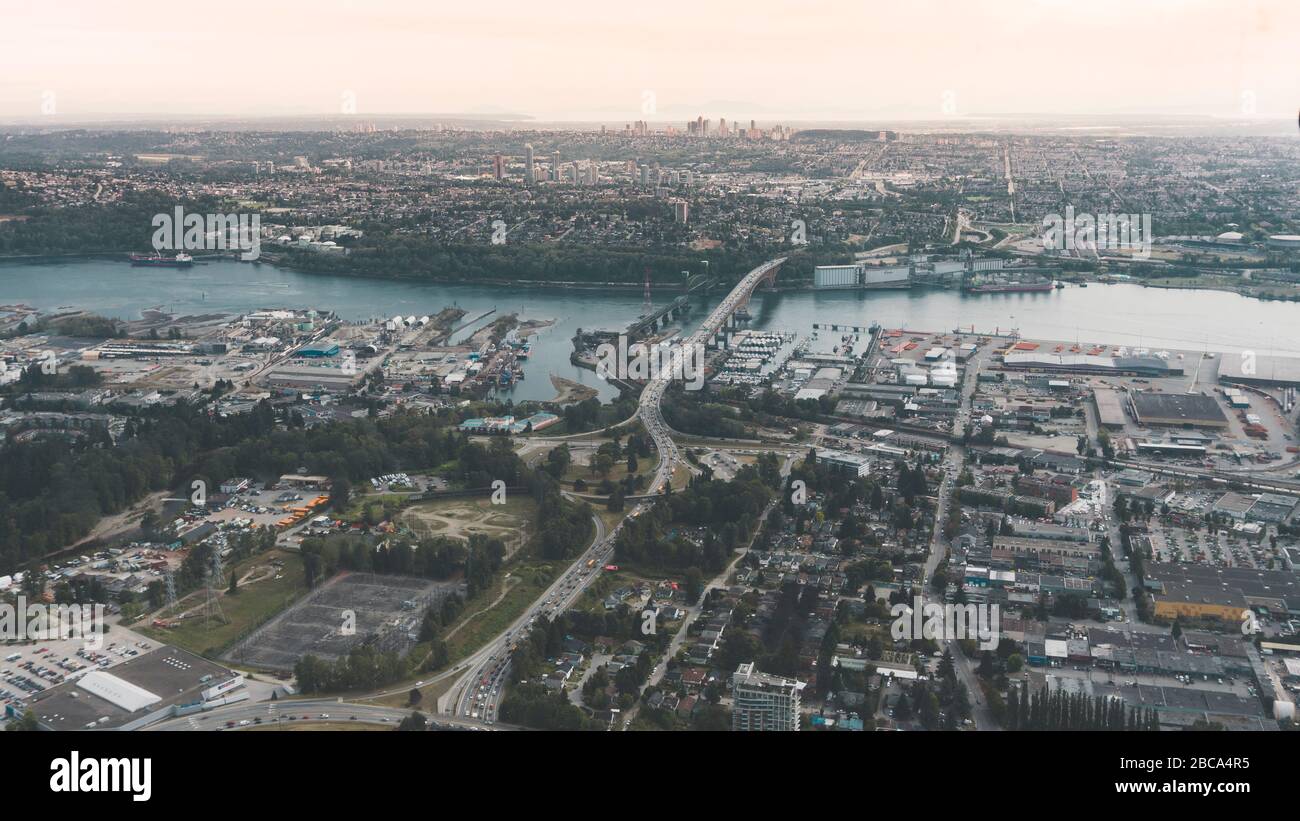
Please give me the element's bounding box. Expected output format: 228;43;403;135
1;0;1295;121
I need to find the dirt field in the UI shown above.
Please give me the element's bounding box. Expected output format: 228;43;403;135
398;496;535;555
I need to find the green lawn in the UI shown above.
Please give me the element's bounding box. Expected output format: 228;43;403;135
443;560;560;662
138;550;308;657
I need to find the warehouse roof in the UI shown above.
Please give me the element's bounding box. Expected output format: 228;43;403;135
1130;392;1227;425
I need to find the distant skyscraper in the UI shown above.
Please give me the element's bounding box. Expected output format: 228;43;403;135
524;143;535;184
492;154;504;180
673;200;689;224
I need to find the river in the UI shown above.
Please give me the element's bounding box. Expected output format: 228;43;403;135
4;258;1300;402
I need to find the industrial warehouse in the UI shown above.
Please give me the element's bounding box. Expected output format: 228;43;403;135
1145;564;1300;623
1129;391;1229;428
1001;352;1181;378
1218;353;1300;389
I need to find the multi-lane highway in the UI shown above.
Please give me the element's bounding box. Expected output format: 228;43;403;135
149;696;513;732
638;257;787;494
440;509;615;723
437;258;789;726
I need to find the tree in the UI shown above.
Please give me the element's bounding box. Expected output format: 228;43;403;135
684;567;704;605
545;444;571;479
895;693;913;721
5;710;38;731
397;711;427;731
140;509;159;539
409;688;423;706
330;477;352;511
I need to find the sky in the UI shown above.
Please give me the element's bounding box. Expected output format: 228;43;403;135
0;0;1295;122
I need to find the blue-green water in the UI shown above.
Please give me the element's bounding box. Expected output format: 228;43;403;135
5;259;1300;402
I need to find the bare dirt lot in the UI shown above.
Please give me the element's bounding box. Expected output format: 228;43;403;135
397;496;535;556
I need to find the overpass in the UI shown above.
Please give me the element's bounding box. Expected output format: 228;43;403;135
433;258;787;729
639;257;787;494
626;295;693;339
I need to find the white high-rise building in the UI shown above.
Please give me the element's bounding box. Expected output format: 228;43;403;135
524;143;535;184
732;662;802;731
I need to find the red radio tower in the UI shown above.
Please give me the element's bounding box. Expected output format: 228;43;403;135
643;266;652;315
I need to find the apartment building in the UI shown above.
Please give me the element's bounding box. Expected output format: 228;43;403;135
732;662;802;731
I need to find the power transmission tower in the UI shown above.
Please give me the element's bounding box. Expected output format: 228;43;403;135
164;568;177;608
202;549;227;626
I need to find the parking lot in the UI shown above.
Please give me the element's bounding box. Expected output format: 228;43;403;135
1;619;160;722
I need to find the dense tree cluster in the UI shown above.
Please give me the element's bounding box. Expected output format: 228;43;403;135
497;682;600;730
1005;685;1160;731
614;470;775;575
0;400;522;573
294;644;408;694
0;192;223;255
660;394;753;439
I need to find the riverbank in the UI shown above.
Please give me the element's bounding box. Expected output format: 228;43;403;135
1141;276;1300;302
549;375;599;405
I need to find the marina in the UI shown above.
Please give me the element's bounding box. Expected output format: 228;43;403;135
7;258;1300;404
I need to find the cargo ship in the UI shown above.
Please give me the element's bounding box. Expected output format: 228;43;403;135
962;274;1054;294
130;252;194;267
